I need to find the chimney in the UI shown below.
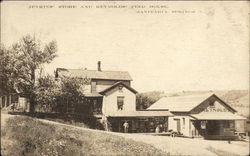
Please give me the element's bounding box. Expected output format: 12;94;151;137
98;61;101;71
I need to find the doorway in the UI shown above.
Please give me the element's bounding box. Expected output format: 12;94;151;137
174;119;181;133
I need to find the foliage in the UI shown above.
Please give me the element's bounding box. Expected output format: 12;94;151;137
35;75;88;114
35;75;60;112
2;116;168;156
0;35;57;112
34;74;102;128
0;44;16;94
136;91;163;110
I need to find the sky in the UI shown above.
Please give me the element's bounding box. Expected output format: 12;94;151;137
1;1;249;92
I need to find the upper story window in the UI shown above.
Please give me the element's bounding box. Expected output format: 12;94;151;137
209;101;215;108
117;96;124;110
118;85;123;92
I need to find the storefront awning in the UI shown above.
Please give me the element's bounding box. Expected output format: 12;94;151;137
190;112;246;120
106;110;174;117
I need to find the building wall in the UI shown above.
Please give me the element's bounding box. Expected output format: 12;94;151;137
0;95;29;112
0;95;13;108
83;85;91;93
235;120;250;132
17;97;30;112
168;115;193;136
102;86;136;115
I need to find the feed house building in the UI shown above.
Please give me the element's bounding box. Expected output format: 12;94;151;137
148;94;246;139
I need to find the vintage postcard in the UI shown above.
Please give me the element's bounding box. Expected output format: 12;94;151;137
1;1;249;156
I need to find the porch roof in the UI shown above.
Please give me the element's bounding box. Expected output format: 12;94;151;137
190;112;246;120
106;110;174;117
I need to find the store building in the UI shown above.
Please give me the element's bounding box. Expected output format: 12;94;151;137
147;93;246;139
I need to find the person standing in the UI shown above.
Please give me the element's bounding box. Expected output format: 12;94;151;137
155;125;160;133
123;121;129;133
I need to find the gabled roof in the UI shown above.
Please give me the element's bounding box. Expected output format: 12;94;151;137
99;81;138;94
147;93;236;112
56;68;132;81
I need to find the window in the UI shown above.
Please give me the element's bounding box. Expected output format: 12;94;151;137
118;85;123;92
117;96;124;110
209;101;215;108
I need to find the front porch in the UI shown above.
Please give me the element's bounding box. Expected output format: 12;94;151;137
191;120;238;140
190;112;246;140
108;116;169;133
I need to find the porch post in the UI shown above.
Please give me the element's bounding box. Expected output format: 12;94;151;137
9;95;12;106
102;115;110;131
0;96;2;108
5;96;7;107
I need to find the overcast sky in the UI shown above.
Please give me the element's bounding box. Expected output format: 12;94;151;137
1;1;249;92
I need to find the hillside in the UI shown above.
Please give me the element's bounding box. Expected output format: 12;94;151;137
1;115;168;156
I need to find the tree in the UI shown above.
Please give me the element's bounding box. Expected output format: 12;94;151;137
136;91;163;110
35;75;60;112
0;44;16;94
35;75;90;115
0;35;57;112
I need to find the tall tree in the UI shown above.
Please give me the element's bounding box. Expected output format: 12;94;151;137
0;35;57;112
0;44;16;94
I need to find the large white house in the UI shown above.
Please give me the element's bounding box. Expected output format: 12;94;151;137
56;61;173;132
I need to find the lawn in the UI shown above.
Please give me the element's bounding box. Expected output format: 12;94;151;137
1;116;169;156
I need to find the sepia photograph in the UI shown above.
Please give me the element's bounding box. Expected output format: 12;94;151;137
0;1;249;156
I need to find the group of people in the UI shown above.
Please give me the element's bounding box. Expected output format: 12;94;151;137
123;121;164;133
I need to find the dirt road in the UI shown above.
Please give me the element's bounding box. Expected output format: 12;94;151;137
115;133;249;156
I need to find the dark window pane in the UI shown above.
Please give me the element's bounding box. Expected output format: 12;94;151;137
117;96;124;110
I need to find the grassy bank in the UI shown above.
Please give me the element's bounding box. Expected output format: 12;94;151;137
1;116;168;156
